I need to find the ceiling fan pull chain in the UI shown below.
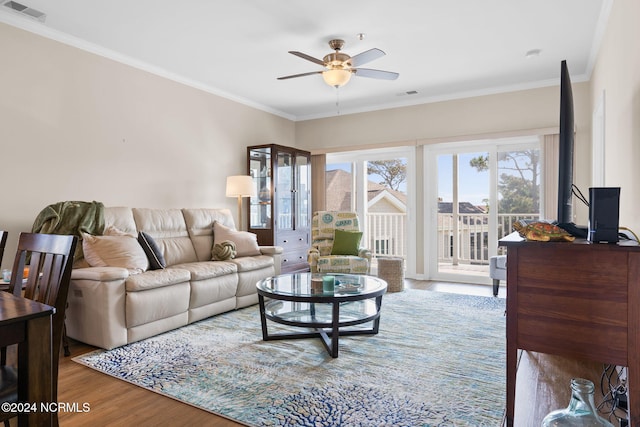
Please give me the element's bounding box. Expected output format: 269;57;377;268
335;87;341;115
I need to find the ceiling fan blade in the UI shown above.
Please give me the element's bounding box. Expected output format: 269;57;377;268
277;71;323;80
288;51;325;66
353;68;399;80
349;48;385;67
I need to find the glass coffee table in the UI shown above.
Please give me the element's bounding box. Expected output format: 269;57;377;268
256;272;387;358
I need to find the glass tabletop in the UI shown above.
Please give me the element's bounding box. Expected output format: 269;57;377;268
257;272;387;298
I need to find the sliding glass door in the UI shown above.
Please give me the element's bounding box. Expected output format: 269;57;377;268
435;151;491;279
426;137;540;284
326;147;415;275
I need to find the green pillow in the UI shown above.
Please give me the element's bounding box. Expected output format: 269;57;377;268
331;229;363;256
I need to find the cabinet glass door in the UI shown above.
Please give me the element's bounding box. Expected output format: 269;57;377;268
276;151;293;230
296;153;310;230
249;148;272;229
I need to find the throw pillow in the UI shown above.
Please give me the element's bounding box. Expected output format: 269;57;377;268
331;229;363;256
212;240;237;261
102;225;134;237
213;222;261;258
82;231;149;272
138;231;166;270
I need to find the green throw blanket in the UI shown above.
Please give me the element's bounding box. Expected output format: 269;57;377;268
31;201;105;262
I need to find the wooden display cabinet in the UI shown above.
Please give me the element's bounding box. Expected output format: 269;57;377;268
247;144;311;273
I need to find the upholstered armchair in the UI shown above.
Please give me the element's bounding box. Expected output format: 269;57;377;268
307;211;371;274
489;255;507;296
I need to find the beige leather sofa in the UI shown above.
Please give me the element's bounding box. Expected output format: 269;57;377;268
65;207;282;350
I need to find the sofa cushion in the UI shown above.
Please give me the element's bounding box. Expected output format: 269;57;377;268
213;222;261;257
228;255;274;272
138;231;166;270
170;261;237;280
103;207;137;235
126;282;190;329
312;211;361;240
132;208;197;266
82;232;149;273
103;224;135;237
317;255;369;274
125;268;191;292
182;208;236;262
189;274;238;313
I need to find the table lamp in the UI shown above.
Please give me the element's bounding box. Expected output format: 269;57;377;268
226;175;255;230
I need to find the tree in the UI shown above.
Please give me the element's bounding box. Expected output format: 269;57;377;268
367;160;407;191
469;150;539;213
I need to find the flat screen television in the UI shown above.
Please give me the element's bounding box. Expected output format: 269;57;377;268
557;60;574;224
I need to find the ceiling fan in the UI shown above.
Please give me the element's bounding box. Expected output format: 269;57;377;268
277;39;399;88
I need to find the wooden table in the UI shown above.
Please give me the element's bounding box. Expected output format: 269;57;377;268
0;291;55;427
500;232;640;426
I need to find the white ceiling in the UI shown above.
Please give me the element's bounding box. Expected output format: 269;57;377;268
1;0;609;121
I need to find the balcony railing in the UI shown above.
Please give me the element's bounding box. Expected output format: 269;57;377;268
365;212;539;265
437;213;539;265
366;212;407;259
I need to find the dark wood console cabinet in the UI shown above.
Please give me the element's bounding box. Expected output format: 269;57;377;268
500;233;640;426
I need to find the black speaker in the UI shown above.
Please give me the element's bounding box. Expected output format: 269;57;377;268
588;187;621;243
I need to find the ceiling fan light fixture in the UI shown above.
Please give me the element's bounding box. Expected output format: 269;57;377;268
322;69;352;88
279;39;397;88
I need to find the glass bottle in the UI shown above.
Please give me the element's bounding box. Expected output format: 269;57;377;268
541;378;615;426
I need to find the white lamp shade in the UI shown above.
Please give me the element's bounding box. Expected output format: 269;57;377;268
226;175;255;197
322;69;352;87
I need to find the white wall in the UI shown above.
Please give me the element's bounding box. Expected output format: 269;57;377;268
0;23;295;269
590;0;640;233
296;85;587;149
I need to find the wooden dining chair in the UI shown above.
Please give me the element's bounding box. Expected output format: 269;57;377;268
0;232;77;427
0;230;6;266
0;231;8;369
0;231;9;369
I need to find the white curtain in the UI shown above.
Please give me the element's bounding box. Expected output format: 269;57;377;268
542;133;559;220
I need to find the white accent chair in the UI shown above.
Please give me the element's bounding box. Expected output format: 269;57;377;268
489;255;507;296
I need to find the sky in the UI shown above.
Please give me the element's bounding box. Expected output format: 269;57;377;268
438;153;489;206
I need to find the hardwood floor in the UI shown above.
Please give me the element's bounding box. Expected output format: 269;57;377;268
513;352;606;426
27;280;608;426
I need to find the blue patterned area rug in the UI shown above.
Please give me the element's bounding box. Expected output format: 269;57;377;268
74;290;506;426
